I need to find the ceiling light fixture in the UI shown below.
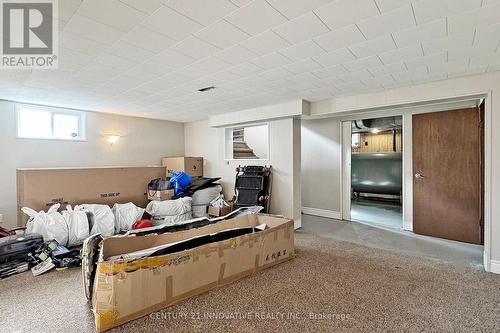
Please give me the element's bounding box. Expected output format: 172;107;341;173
198;86;215;92
371;128;380;134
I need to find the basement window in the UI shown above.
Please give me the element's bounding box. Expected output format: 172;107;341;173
225;123;269;160
17;105;86;141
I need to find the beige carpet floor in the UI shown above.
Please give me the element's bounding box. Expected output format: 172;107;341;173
1;232;499;332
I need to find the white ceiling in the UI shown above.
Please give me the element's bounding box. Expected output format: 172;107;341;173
1;0;499;122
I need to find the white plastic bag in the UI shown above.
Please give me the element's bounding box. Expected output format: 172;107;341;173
77;204;115;237
22;203;69;246
62;205;90;247
191;186;222;218
146;197;192;217
112;203;145;232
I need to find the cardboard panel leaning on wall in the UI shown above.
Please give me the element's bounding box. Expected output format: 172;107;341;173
17;166;166;226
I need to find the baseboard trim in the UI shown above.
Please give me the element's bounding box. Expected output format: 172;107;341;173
489;260;500;274
302;207;342;220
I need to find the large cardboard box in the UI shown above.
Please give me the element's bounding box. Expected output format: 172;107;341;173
162;157;203;177
89;213;295;332
17;166;166;226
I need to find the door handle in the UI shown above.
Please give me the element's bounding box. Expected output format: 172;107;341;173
415;172;425;179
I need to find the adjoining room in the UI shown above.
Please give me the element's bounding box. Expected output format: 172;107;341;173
1;1;500;332
350;116;403;229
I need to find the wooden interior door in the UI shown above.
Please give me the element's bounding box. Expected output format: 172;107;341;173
412;108;483;244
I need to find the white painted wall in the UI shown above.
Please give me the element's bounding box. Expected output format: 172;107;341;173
0;100;185;228
185;118;301;228
301;118;342;214
244;124;269;159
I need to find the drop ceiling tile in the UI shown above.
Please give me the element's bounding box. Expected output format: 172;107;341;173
314;25;366;52
95;52;135;70
338;69;373;82
413;0;482;25
368;62;406;76
314;0;379;30
136;60;174;76
119;0;164;15
250;52;292;70
229;62;265;76
358;5;415;40
393;19;446;48
392;66;428;82
73;70;114;84
471;52;500;69
60;32;108;56
150;49;196;68
240;30;290;56
166;0;238;26
142;6;203;41
191;56;232;73
273;12;330;44
448;41;499;61
94;80;137;96
343;55;382;72
311;64;348;78
122;26;176;53
59;48;93;66
77;0;146;32
283;58;323;74
107;41;155;62
225;0;287;35
266;0;333;19
447;2;500;35
313;48;356;67
349;34;396;59
175;66;211;79
378;44;422;64
195;20;250;49
122;68;162;82
172;36;221;60
215;45;258;65
475;23;500;45
259;67;293;81
405;52;446;69
374;0;418;13
81;62;123;78
279;40;326;62
361;73;395;86
64;14;125;44
422;31;475;54
57;0;83;22
428;58;468;75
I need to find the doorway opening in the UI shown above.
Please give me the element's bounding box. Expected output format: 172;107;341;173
351;116;403;229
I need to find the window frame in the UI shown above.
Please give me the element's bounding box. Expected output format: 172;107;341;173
224;122;270;161
16;104;87;141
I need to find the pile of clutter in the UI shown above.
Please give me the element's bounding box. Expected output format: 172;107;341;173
147;172;230;223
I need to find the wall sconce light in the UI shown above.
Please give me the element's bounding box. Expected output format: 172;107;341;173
104;134;121;145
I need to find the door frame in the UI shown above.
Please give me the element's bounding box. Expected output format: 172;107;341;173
340;93;492;272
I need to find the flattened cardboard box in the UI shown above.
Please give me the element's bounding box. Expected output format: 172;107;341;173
90;213;295;332
17;166;166;226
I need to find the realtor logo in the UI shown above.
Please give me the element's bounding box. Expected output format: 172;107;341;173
1;0;58;69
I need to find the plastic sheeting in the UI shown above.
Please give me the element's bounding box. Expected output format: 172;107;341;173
23;204;69;246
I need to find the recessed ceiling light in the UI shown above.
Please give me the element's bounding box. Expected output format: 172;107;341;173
198;86;215;92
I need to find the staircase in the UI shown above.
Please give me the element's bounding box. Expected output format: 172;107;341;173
233;141;258;159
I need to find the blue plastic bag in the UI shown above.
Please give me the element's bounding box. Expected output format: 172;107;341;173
169;172;192;196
